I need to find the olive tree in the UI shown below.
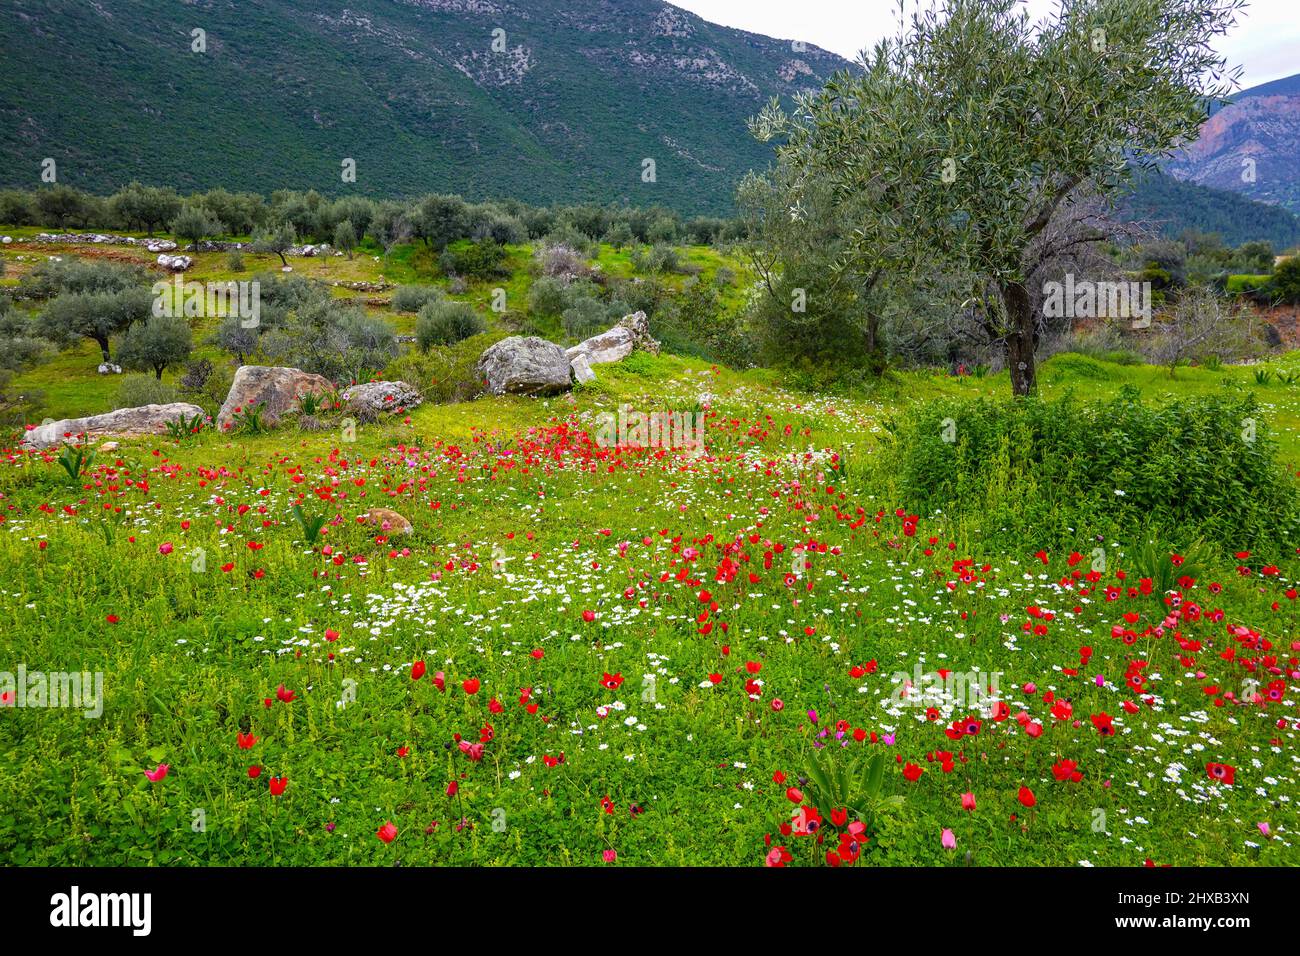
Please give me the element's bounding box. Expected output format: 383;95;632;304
38;287;152;363
754;0;1244;395
170;204;226;248
252;222;297;267
116;314;193;380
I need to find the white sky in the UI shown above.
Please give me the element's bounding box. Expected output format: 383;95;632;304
669;0;1299;90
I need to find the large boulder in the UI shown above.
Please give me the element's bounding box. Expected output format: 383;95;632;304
217;365;334;430
341;381;423;419
22;403;205;450
476;336;572;396
565;311;659;367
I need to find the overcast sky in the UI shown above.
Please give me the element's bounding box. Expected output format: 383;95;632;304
670;0;1299;91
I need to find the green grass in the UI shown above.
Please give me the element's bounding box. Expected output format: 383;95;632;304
1;239;1298;867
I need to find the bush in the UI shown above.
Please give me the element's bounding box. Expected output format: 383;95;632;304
416;300;486;350
440;239;507;279
561;297;606;341
879;390;1298;555
116;374;178;408
527;276;571;318
1225;273;1274;304
386;332;500;403
259;297;397;384
651;276;753;366
536;241;590;278
1273;256;1300;305
391;285;444;313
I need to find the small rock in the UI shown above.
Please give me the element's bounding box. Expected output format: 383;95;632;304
571;353;596;384
157;254;192;271
359;507;413;535
341;381;423;417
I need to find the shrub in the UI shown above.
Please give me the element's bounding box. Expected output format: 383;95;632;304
259;297;396;383
1273;256;1300;305
440;239;506;279
416;300;486;350
880;389;1298;555
386;332;500;403
651;276;753;367
391;285;444;313
561;297;606;341
536;241;591;277
527;276;570;318
116;373;179;408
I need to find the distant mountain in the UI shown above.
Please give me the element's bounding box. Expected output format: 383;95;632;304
0;0;848;216
1167;71;1300;216
1120;167;1300;249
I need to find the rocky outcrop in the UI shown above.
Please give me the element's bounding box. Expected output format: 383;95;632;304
341;381;422;418
22;403;205;450
565;311;659;367
476;336;572;396
217;365;334;430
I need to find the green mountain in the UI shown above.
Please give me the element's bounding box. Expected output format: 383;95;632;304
1120;167;1300;249
0;0;847;215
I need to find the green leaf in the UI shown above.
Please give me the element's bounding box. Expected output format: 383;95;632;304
804;751;833;805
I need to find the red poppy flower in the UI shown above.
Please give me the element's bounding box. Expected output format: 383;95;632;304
1206;762;1236;785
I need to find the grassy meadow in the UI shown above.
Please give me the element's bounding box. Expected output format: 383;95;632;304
0;232;1298;867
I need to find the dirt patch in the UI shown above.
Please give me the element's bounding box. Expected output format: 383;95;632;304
1255;304;1300;350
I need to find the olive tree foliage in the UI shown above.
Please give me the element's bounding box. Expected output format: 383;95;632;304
736;163;896;371
27;261;153;363
107;182;182;235
0;296;50;425
259;295;397;385
752;0;1244;395
252;222;297;266
116;314;193;380
171;203;226;248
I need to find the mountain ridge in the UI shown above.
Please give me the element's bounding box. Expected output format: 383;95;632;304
0;0;848;215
